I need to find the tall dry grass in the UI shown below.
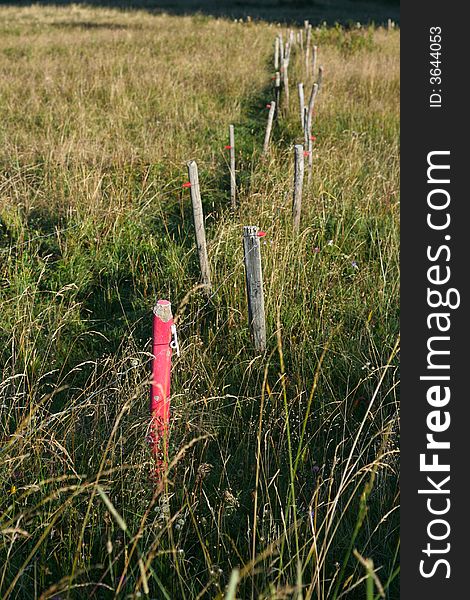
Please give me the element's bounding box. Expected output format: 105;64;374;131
0;6;399;599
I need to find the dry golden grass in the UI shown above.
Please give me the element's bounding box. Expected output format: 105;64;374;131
0;5;399;599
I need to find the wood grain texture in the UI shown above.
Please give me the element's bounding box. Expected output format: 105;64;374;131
187;160;212;293
243;225;266;353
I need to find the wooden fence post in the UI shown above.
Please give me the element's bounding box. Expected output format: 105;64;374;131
306;83;319;135
263;101;276;155
284;42;290;66
293;145;304;231
283;59;289;109
279;34;284;64
305;25;311;75
312;45;318;80
187;160;212;293
274;72;281;118
298;82;305;128
229;124;236;210
243;226;266;353
303;107;309;148
274;37;279;71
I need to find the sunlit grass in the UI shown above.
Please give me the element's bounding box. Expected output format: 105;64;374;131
0;5;399;599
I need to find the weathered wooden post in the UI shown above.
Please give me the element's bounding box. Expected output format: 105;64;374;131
298;82;305;128
187;160;212;293
283;58;289;108
312;45;318;80
228;124;236;210
278;34;284;64
303;106;311;184
305;25;311;75
263;101;276;155
303;107;309;148
243;226;266;353
274;36;279;70
274;72;281;118
284;42;290;66
293;145;304;232
306;83;319;135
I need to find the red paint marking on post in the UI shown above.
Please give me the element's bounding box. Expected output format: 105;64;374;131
257;230;266;237
182;182;192;188
150;300;173;479
266;104;271;109
303;151;310;156
225;145;232;149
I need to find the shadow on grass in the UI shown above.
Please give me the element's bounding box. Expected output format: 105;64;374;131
3;0;400;26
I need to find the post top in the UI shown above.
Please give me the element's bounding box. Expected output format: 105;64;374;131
243;225;259;236
153;300;173;322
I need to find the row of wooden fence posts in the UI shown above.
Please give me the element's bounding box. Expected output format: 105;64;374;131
184;30;322;346
271;26;323;137
185;158;268;352
304;20;320;80
151;23;328;481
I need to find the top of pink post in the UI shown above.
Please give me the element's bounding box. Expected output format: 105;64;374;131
153;300;173;322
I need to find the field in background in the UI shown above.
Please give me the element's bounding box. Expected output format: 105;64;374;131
0;5;399;599
1;1;400;26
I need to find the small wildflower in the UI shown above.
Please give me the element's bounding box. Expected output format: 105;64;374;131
327;239;333;246
313;247;320;254
351;261;358;269
10;485;16;495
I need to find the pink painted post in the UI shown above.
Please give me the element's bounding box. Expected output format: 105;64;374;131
150;300;174;477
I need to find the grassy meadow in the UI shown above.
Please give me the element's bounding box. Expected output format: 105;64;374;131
0;4;399;599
